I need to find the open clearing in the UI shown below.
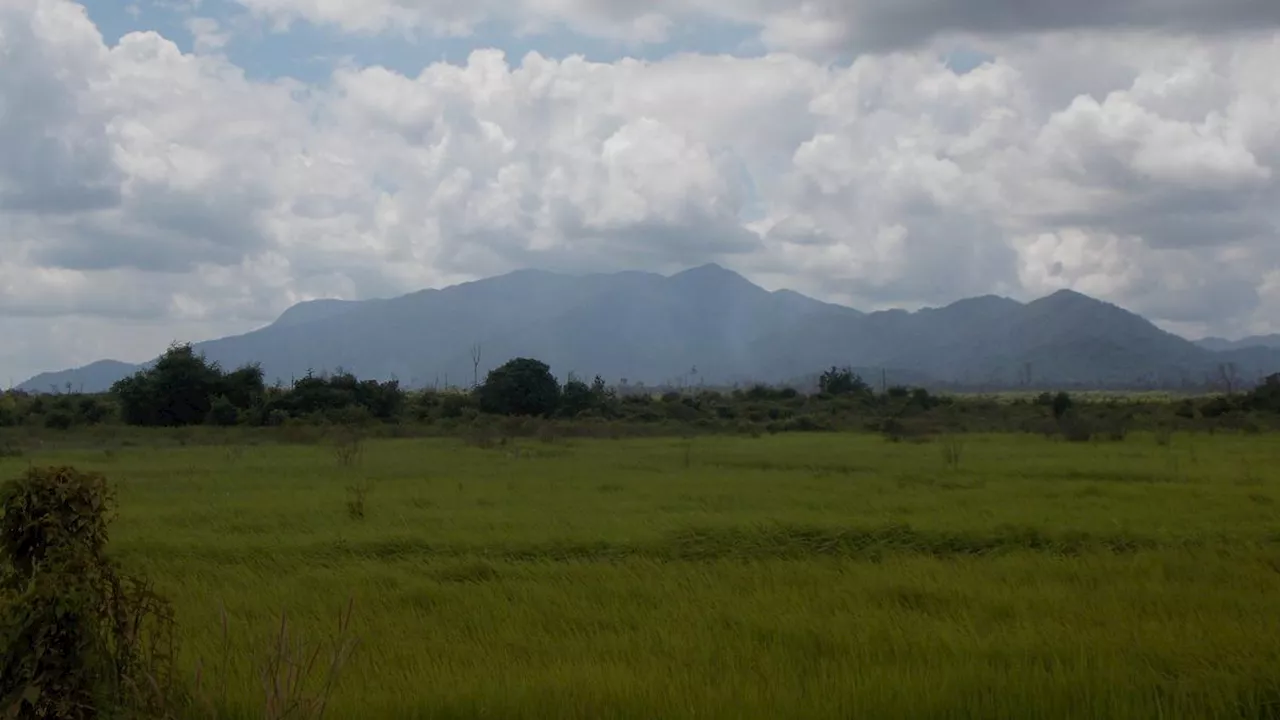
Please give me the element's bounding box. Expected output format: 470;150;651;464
6;432;1280;718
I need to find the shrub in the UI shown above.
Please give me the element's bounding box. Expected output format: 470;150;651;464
878;418;906;442
819;367;871;397
1057;413;1093;443
43;410;74;431
1051;392;1074;420
206;395;241;426
0;466;180;718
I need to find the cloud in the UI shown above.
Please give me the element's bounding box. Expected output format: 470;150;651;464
185;16;230;53
767;0;1280;54
3;0;1280;381
226;0;1280;54
0;0;120;213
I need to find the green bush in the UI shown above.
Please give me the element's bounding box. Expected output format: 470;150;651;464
477;358;560;417
0;466;180;718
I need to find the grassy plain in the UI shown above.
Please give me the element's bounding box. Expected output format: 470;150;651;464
4;430;1280;718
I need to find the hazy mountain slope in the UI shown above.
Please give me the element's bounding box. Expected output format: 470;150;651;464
16;265;1280;392
1197;335;1280;352
14;360;140;393
181;269;632;386
270;298;365;329
751;288;1280;388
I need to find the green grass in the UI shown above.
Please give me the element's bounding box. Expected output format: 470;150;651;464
5;431;1280;718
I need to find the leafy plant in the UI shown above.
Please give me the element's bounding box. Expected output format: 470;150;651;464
0;466;181;719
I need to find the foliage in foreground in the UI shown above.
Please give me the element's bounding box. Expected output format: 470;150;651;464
0;466;179;718
0;466;359;719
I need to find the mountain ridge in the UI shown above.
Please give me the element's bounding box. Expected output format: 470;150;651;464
1196;334;1280;352
16;265;1280;393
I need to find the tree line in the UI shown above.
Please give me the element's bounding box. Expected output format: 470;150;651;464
1;343;1279;435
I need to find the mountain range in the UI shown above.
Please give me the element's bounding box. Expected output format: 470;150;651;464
17;264;1280;393
1194;335;1280;352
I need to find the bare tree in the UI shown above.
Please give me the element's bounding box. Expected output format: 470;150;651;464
470;343;483;389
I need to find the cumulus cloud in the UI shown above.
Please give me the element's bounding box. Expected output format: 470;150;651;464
227;0;1280;54
0;0;120;213
2;0;1280;380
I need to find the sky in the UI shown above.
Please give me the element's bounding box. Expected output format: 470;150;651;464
2;0;1280;383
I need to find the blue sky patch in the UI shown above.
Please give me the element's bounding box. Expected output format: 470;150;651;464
83;0;765;83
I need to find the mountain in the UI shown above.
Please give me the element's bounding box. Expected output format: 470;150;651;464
16;360;140;394
270;298;363;329
1196;335;1280;352
17;265;1280;393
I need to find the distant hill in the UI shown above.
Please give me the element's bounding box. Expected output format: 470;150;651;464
1196;335;1280;352
17;265;1280;393
17;360;141;394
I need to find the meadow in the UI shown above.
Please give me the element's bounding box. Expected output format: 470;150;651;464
4;430;1280;718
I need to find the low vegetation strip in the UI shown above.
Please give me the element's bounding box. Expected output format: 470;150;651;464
121;524;1222;566
5;344;1280;444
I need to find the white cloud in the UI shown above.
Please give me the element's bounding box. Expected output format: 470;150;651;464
0;0;119;213
185;17;230;53
2;0;1280;380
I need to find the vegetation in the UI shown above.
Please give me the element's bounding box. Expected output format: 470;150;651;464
0;466;179;718
4;347;1280;715
475;358;561;417
1;431;1278;717
4;345;1280;440
0;464;361;719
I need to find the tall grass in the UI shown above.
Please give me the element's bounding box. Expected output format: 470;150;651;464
3;431;1279;717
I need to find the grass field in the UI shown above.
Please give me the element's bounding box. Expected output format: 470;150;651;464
4;431;1280;718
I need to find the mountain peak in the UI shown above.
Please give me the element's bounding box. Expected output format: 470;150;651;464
1046;288;1091;301
666;263;762;293
1028;288;1112;311
671;262;738;279
937;294;1023;312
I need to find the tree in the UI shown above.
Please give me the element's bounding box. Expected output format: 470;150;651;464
267;371;404;423
818;366;871;396
559;375;594;417
112;344;223;426
1244;373;1280;413
111;344;265;427
1051;391;1074;420
477;358;560;417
